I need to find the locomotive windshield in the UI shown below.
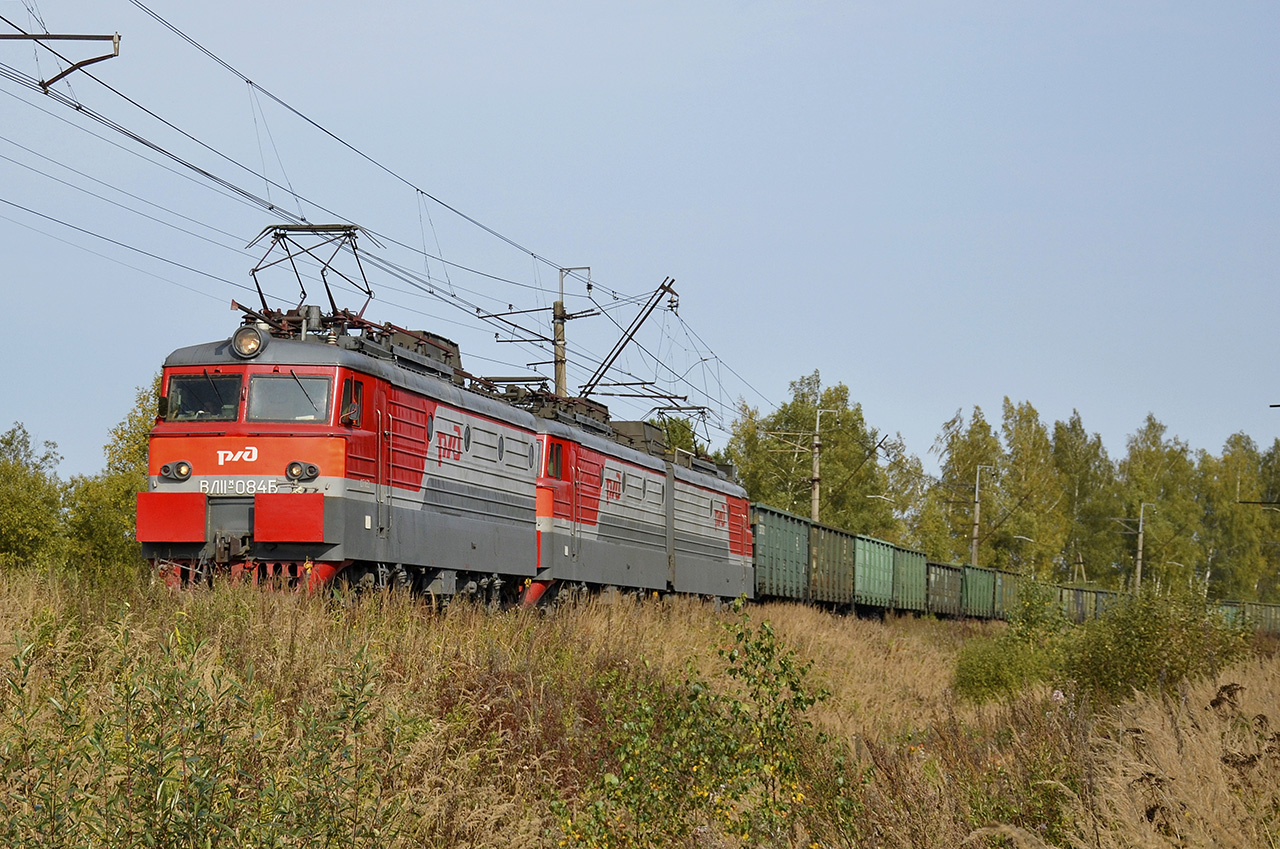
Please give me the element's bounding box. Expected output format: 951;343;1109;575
247;374;332;422
166;373;242;422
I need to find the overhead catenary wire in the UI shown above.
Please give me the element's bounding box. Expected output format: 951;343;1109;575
0;54;303;225
0;15;671;316
124;0;637;304
0;63;591;307
0;209;224;302
0;145;247;252
0;9;759;436
0;124;245;243
0;193;261;297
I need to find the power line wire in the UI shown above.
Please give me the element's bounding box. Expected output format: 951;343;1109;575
0;10;758;433
0;193;257;293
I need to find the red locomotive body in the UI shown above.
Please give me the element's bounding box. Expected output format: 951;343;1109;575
137;310;753;604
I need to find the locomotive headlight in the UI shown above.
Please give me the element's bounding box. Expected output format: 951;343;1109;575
230;325;267;359
285;461;319;482
160;461;192;481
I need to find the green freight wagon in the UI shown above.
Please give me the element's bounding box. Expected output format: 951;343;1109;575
855;535;895;609
751;504;810;601
1093;589;1120;618
810;524;856;605
1216;601;1243;628
992;570;1022;620
927;562;963;616
892;546;927;612
1242;602;1280;635
1058;586;1097;623
962;565;995;619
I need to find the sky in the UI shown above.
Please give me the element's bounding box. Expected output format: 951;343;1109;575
0;1;1276;479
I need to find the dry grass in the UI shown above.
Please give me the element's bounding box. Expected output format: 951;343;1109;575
0;569;1275;847
1079;660;1280;848
763;605;995;739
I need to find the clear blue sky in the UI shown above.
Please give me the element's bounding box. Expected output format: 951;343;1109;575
1;1;1276;478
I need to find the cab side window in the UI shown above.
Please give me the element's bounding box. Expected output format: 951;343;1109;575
340;378;364;427
547;442;564;479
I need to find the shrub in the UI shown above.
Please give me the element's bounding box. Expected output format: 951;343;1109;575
556;601;836;848
0;423;63;570
953;581;1067;702
1065;587;1250;702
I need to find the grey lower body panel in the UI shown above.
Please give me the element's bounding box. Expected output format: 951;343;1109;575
538;516;668;589
537;519;751;598
673;553;752;598
345;483;536;576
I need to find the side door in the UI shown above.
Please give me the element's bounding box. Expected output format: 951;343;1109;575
374;386;391;536
542;439;572;564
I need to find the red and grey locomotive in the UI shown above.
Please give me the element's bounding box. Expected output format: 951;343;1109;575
136;303;754;605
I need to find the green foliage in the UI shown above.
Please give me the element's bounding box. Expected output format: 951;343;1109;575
717;606;827;841
1112;416;1200;591
1003;578;1072;646
1052;411;1120;585
954;581;1069;702
1065;588;1251;702
63;377;157;581
1195;433;1271;600
909;406;1003;565
727;370;913;541
647;415;707;457
1259;438;1280;601
0;422;63;569
993;398;1069;579
953;635;1045;703
912;401;1071;579
0;608;407;848
555;669;735;848
956;582;1251;706
731;377;1277;601
558;601;838;848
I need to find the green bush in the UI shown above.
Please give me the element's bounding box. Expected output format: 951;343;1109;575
0;612;409;848
955;582;1252;705
953;634;1048;703
556;601;842;848
1065;587;1250;702
953;581;1067;702
0;423;64;570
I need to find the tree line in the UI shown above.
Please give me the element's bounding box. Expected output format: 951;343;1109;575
0;381;155;581
2;372;1277;601
723;371;1280;602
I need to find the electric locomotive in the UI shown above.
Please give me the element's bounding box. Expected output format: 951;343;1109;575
136;303;753;604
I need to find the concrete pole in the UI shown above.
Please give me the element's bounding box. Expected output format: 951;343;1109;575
1135;502;1154;591
553;299;567;397
811;428;822;522
971;465;994;567
553;266;590;397
810;408;837;523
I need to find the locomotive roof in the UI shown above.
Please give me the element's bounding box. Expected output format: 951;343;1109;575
163;331;743;496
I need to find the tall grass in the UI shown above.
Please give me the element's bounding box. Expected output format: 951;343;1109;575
0;568;1275;847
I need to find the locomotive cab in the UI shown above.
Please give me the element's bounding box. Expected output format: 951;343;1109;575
138;334;360;588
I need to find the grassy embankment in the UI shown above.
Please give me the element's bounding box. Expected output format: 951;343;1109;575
0;569;1276;848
